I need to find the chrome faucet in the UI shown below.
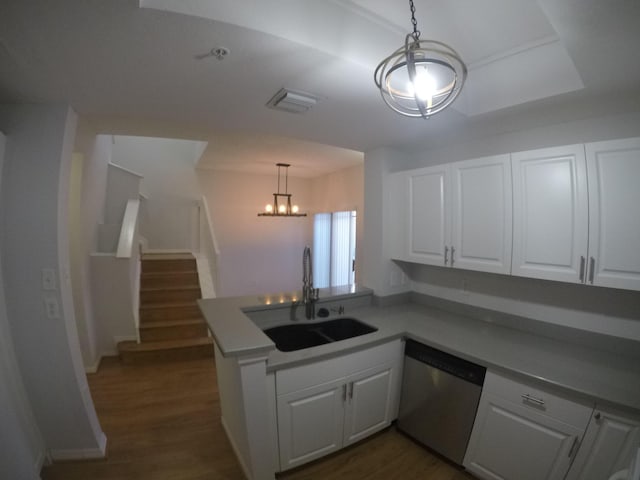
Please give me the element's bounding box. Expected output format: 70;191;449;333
302;245;319;319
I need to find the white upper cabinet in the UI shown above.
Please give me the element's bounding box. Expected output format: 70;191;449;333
407;164;451;266
451;155;512;274
585;137;640;291
511;145;589;283
386;137;640;291
394;156;513;274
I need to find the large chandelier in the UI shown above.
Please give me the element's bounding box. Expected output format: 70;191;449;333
258;163;307;217
374;0;467;119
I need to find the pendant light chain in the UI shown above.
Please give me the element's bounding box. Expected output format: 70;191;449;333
409;0;420;41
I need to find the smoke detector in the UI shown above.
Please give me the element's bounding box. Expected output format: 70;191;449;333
266;88;318;114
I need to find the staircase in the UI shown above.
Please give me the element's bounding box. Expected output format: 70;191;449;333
118;253;214;364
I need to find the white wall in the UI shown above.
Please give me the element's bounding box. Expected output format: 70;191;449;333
362;147;411;296
365;110;640;340
0;131;45;479
73;134;112;369
198;169;312;297
0;105;105;458
111;135;206;250
310;164;364;285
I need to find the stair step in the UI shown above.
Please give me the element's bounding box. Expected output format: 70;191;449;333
141;271;200;288
140;303;202;322
139;319;209;342
118;337;214;365
140;286;201;304
141;256;197;274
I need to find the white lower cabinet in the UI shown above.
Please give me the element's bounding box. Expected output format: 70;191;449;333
275;340;402;471
565;406;640;480
463;371;593;480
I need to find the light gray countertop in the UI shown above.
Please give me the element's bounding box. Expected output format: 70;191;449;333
198;290;640;412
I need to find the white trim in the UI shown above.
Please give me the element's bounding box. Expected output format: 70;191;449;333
49;431;107;461
221;416;252;480
85;355;102;374
113;335;137;344
107;162;143;178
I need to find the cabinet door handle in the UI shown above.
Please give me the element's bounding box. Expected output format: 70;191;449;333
444;246;449;265
594;412;601;421
588;257;595;284
451;246;455;267
348;382;354;400
342;384;347;402
568;436;579;458
579;256;586;282
521;393;545;406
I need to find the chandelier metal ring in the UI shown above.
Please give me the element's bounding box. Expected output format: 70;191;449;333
374;2;467;119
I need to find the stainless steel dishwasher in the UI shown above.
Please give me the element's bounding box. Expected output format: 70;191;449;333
397;339;486;465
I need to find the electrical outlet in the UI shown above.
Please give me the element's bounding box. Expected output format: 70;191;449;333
42;268;57;290
462;278;470;296
44;296;60;319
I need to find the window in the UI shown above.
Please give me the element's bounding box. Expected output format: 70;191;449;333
313;210;356;288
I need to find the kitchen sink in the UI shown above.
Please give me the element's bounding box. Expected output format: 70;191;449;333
264;317;378;352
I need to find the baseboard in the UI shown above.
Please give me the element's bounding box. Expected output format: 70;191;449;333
113;335;137;344
35;449;48;470
221;416;253;480
85;355;102;374
49;432;107;461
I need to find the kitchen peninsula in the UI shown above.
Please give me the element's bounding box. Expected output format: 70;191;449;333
199;287;640;480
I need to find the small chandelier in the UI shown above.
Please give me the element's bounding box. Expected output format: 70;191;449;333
374;0;467;119
258;163;307;217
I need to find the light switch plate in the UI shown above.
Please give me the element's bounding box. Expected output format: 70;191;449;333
42;268;57;290
44;296;60;319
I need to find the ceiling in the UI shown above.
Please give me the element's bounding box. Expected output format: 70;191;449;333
1;0;640;176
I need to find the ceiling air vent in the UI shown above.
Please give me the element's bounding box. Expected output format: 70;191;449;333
266;88;317;114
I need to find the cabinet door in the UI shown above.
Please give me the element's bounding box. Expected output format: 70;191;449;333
566;407;640;480
586;137;640;291
407;165;451;266
464;392;583;480
343;363;395;447
451;155;513;274
277;379;345;471
511;145;589;283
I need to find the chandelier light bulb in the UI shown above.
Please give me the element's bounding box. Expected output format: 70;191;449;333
257;163;307;217
411;70;437;102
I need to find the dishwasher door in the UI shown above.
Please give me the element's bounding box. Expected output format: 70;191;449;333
397;355;483;465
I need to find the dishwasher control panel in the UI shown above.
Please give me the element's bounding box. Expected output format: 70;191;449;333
405;339;486;386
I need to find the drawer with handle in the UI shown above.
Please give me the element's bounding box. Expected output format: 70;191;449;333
483;370;593;429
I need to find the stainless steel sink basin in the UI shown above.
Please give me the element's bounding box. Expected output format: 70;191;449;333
264;317;378;352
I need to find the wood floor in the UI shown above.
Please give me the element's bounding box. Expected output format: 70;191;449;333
41;357;475;480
